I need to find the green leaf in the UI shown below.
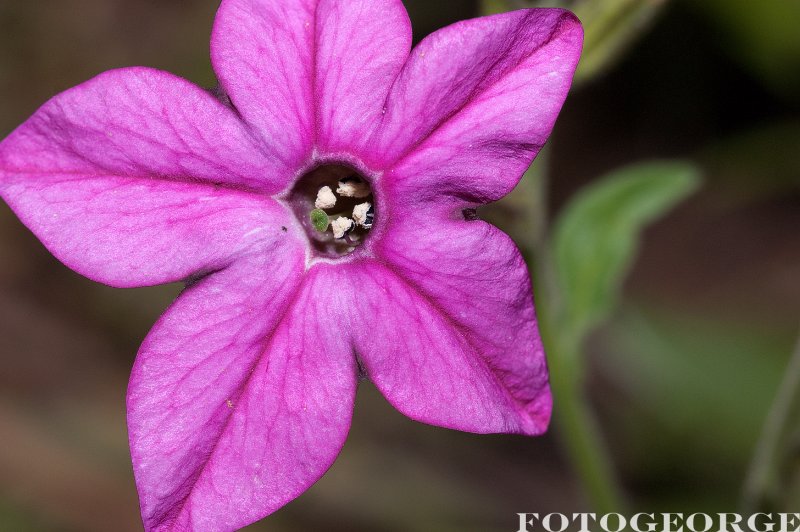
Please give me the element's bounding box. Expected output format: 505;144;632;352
688;0;800;101
310;209;329;232
702;121;800;204
479;0;509;15
552;160;700;341
574;0;668;84
604;306;793;506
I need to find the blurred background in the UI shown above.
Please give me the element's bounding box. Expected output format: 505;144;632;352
0;0;798;530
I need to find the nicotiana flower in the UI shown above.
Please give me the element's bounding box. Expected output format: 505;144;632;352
0;1;582;530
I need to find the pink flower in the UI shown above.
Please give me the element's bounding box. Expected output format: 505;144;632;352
0;1;582;530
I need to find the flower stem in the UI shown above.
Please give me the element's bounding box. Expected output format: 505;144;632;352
537;250;627;513
742;328;800;512
548;332;626;513
527;148;625;512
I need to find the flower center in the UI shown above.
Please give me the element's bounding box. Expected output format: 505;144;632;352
288;164;375;258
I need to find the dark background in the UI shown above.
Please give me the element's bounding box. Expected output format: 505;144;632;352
0;1;798;530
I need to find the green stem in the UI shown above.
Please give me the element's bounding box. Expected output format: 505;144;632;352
538;257;627;512
550;336;626;512
529;161;625;512
526;146;624;511
742;329;800;512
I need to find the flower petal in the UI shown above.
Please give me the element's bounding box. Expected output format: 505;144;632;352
370;212;552;434
326;249;550;435
128;258;358;531
0;175;297;288
211;0;411;161
0;67;288;193
314;0;411;153
0;68;299;288
372;9;582;201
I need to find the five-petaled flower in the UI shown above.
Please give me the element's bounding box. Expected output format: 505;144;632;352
0;1;582;530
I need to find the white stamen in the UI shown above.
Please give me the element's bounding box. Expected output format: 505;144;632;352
336;179;370;198
331;217;354;239
314;186;337;209
352;202;372;227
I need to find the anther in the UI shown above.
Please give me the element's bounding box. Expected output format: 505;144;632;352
331;217;354;239
336;176;370;198
315;186;337;209
352;202;374;229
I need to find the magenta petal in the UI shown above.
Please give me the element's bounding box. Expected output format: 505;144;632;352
0;67;288;193
129;259;358;531
360;212;551;435
0;68;303;288
314;0;411;154
373;9;582;200
212;0;315;168
0;175;295;288
212;0;411;162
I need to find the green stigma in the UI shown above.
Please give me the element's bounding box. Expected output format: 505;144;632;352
310;209;330;232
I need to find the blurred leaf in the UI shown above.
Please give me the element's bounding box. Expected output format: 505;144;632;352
480;0;667;83
603;307;793;505
743;332;800;512
686;0;800;101
573;0;668;83
552;161;700;342
702;121;800;205
0;499;48;532
479;0;511;14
